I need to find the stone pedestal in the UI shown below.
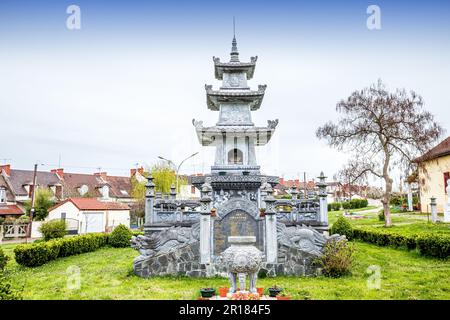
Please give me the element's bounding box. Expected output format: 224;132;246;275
200;213;211;264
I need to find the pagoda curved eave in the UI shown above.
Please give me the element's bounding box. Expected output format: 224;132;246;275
194;127;276;146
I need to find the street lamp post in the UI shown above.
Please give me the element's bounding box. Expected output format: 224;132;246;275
158;152;199;196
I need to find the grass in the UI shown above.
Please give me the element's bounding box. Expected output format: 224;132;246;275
329;205;450;236
1;205;448;300
2;241;450;300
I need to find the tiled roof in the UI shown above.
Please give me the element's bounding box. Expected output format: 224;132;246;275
49;198;130;212
415;136;450;162
8;170;61;196
0;174;15;202
62;173;132;199
0;204;24;215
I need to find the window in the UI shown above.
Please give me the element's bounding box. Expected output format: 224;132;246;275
61;212;66;221
0;187;6;203
228;148;243;165
444;172;450;193
102;185;109;198
79;185;89;196
191;185;196;194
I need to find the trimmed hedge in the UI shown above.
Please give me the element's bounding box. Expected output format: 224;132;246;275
416;234;450;259
352;228;417;250
14;233;109;267
14;241;61;267
347;226;450;258
328;199;369;211
0;247;8;271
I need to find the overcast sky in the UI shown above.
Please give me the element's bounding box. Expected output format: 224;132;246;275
1;0;449;187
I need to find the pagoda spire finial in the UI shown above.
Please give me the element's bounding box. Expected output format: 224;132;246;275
230;17;239;62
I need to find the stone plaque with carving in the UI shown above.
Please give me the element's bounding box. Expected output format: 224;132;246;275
214;209;263;255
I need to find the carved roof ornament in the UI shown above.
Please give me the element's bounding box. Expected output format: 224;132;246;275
267;119;279;129
192;118;203;129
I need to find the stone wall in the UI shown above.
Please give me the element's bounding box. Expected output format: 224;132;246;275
134;241;322;278
134;241;209;278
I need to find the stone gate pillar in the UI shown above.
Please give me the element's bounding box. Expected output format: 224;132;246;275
200;178;213;264
262;181;277;264
144;174;155;232
444;179;450;223
317;172;328;225
430;197;437;223
407;183;414;212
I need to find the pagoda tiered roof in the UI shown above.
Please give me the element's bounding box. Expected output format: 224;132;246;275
205;84;266;111
192;119;279;146
213;56;257;80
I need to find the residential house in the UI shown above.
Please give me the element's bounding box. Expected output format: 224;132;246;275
179;174;203;200
0;164;143;218
274;178;318;198
61;170;135;203
414;136;450;213
0;164;63;216
47;198;130;234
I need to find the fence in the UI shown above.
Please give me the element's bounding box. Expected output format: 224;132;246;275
2;223;28;239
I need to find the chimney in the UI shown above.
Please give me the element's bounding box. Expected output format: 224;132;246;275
0;164;11;176
94;172;108;181
51;168;64;179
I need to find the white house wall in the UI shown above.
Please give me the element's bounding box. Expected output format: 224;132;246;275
47;201;130;234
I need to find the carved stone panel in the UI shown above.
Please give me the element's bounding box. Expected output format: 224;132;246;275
214;209;263;255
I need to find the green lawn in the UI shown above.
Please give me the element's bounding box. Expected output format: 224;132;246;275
328;206;450;236
2;241;450;300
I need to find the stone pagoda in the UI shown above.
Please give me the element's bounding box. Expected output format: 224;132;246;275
191;35;279;255
132;34;334;279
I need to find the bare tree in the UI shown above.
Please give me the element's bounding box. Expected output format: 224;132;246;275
316;80;443;226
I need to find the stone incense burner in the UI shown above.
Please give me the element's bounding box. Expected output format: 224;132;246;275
220;236;263;294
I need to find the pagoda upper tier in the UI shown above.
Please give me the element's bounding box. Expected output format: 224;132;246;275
193;36;278;173
205;36;266;112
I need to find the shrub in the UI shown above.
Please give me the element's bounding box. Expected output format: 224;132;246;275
39;220;67;241
331;217;353;240
0;273;22;300
108;224;133;248
416;234;450;259
378;210;385;221
318;239;355;277
342;201;352;210
0;217;5;225
14;233;109;267
16;215;30;224
0;248;8;272
328;202;342;211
